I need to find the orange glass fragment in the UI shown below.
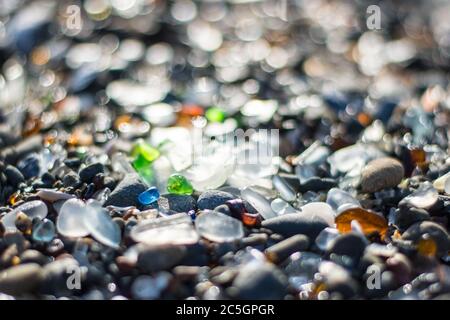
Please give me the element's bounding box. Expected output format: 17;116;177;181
417;237;437;257
67;127;93;146
335;207;388;238
357;112;372;127
8;192;20;206
242;212;259;227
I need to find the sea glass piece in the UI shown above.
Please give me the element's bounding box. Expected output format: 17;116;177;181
56;198;90;238
167;174;194;195
130;213;199;246
138;187;160;205
272;175;296;202
241;187;277;220
84;201;121;248
195;210;244;243
326;188;360;214
205;107;226;123
271;198;297;215
315;227;340;251
32;218;56;243
335;207;388;238
433;172;450;192
1;200;48;232
403;182;438;209
299;202;335;226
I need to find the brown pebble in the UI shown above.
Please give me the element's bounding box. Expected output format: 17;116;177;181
361;157;404;193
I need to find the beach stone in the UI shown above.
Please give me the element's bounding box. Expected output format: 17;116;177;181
261;213;328;240
360;157;404;193
0;263;44;295
137;245;187;273
197;190;235;210
5;165;25;187
79;162;104;183
401;221;450;257
394;206;430;230
62;171;81;188
231;263;287;300
104;173;147;208
327;233;367;262
157;194;196;213
20;249;50;265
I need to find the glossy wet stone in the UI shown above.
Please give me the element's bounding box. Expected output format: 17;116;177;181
327;233;368;263
401;221;450;257
394;206;430;230
195;210;244;243
360;157;404;193
167;174;194;195
261;213;328;240
79;162;104;183
402;182;439;209
299;202;335;227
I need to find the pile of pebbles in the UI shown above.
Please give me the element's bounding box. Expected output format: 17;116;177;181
0;0;449;300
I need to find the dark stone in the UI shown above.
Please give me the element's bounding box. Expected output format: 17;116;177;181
62;171;81;188
401;221;450;257
79;162;104;183
231;263;287;300
103;173;147;208
261;213;328;240
0;263;44;296
5;165;25;187
157;194;197;213
197;190;235;210
20;249;50;265
395;206;430;230
137;245;186;273
298;177;337;192
327;232;367;262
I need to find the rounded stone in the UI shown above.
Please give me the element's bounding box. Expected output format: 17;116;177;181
401;221;450;257
79;162;104;183
197;190;235;210
0;263;44;296
360;157;404;193
104;173;147;208
261;213;329;240
327;232;368;262
231;263;287;300
157;194;196;213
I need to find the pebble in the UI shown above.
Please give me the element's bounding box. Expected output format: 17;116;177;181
157;194;196;213
137;245;187;273
299;202;335;227
104;173;147;208
231;263;287;300
4;165;25;187
0;263;44;296
401;221;450;257
20;249;50;265
265;235;310;263
327;232;368;263
360;157;404;193
79;162;104;183
261;213;329;240
197;190;235;210
394;206;430;230
402;182;439;209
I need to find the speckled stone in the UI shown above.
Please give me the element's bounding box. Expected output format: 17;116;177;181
361;157;404;193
